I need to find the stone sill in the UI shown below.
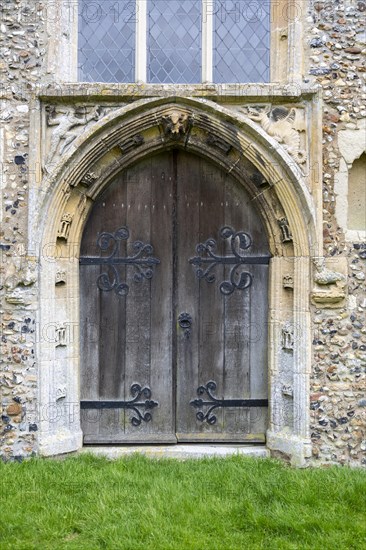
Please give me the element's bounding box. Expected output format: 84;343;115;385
80;444;270;460
35;82;320;102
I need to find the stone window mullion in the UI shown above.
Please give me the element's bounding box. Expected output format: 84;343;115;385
136;0;147;82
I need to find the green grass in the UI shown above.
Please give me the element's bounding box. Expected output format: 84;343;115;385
0;454;365;550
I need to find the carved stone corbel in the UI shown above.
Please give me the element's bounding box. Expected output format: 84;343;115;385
119;134;144;154
283;274;294;289
56;386;67;401
161;110;193;140
55;323;67;347
55;269;66;285
80;171;98;188
282;322;294;351
206;134;232;155
278;217;293;243
57;213;73;241
282;385;293;397
311;257;347;308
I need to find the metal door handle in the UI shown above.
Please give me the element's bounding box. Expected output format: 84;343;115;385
178;312;192;339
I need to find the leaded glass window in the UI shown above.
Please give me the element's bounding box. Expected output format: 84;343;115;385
214;1;270;83
148;1;201;84
78;0;271;84
78;0;135;83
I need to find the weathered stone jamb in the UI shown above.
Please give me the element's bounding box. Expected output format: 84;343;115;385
28;95;321;464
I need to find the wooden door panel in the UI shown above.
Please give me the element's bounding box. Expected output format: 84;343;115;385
80;150;269;444
176;151;269;442
80;153;176;443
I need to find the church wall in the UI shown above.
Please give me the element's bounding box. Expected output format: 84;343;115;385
305;0;365;466
0;0;365;465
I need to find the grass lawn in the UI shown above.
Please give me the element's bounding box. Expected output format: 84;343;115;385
0;454;365;550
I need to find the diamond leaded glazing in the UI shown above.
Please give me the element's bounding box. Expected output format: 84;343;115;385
147;0;201;84
213;0;270;83
78;0;135;83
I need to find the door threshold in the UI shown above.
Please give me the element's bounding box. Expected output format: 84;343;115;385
81;444;269;460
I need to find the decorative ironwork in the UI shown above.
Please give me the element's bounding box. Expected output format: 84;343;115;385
79;227;160;296
178;312;192;339
189;226;270;295
190;381;268;424
80;384;158;426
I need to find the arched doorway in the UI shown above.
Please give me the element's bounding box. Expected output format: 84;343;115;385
33;98;318;464
79;150;270;444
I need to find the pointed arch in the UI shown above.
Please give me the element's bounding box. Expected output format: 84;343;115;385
31;97;319;465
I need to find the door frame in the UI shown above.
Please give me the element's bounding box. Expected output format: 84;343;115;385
78;149;270;443
30;94;322;466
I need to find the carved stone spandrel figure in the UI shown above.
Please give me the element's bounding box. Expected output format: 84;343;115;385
44;105;102;170
245;105;306;164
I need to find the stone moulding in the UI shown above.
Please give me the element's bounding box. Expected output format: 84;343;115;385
28;92;322;466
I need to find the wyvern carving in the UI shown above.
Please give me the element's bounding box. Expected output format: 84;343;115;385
45;105;102;168
245;106;306;164
161;110;193;139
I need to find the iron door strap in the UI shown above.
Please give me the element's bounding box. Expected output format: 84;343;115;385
79;226;160;296
81;384;158;426
190;381;268;424
189;226;270;295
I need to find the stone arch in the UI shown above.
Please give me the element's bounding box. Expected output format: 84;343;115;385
31;97;317;464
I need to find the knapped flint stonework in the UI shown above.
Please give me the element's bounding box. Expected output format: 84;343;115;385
0;0;365;466
305;0;366;466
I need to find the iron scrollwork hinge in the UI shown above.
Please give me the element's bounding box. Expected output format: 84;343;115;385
79;226;160;296
189;226;270;296
80;384;158;426
190;381;268;424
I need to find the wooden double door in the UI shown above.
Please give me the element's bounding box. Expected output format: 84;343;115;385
80;150;270;444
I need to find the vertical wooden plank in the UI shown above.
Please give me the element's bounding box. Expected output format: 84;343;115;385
149;152;175;437
196;156;225;436
175;150;201;440
223;178;251;436
80;172;128;439
123;158;153;437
